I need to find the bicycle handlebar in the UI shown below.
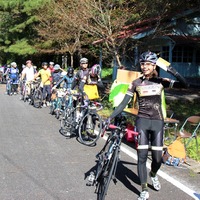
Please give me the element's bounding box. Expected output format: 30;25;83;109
101;123;138;137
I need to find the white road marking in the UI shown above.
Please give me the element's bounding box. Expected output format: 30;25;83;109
102;135;199;200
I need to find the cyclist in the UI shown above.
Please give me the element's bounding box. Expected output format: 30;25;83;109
20;60;36;100
53;67;74;90
50;68;74;115
48;61;54;86
6;62;19;95
34;62;51;107
71;57;89;92
52;64;62;86
106;51;188;200
71;58;90;104
87;64;103;88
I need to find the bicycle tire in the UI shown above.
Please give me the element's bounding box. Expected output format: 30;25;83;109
6;82;11;95
33;89;43;108
78;112;102;146
49;103;55;115
55;109;60;119
22;84;28;102
60;107;75;137
97;147;119;200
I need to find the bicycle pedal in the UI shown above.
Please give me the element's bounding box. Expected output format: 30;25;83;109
113;178;117;184
86;181;93;186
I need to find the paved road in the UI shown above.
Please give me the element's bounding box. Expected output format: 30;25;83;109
0;84;199;200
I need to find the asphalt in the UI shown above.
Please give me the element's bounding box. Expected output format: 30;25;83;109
0;83;200;200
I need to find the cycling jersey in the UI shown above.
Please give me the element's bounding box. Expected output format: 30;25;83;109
71;68;89;91
52;71;61;85
38;68;51;86
9;67;19;84
22;66;35;81
127;77;171;120
110;75;187;121
54;75;74;90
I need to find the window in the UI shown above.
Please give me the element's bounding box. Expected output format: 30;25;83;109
196;50;200;63
162;46;169;60
172;46;193;63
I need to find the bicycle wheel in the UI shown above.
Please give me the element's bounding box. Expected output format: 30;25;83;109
6;82;11;95
33;89;43;108
97;148;119;200
55;109;60;119
60;107;75;137
78;112;102;146
49;101;55;115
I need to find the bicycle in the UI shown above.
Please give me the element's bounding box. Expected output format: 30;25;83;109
60;92;103;146
21;80;31;102
6;77;12;95
87;121;138;200
32;80;43;108
28;80;43;108
50;88;66;119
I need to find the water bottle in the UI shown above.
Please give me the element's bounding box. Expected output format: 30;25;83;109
86;171;95;186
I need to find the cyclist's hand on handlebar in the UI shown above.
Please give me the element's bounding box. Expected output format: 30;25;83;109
104;118;111;128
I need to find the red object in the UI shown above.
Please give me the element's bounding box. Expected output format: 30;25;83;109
125;124;138;143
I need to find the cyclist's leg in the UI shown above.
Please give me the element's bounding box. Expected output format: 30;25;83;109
149;119;164;191
136;117;151;193
42;85;47;106
46;85;51;106
26;82;31;99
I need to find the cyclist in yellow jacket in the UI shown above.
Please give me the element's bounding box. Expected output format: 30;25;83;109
34;62;51;107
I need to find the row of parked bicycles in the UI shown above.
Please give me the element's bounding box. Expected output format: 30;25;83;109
19;78;105;147
18;79;137;200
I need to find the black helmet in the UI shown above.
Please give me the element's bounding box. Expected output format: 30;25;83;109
42;62;48;66
140;51;158;64
67;67;74;77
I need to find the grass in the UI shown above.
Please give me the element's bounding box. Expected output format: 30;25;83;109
167;99;200;161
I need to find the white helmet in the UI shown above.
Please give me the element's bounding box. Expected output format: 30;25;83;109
80;57;88;64
54;64;60;71
11;62;17;67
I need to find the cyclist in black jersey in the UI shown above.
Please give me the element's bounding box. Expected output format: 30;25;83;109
71;57;90;92
106;51;188;200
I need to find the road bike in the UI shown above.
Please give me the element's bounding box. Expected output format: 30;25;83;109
87;121;138;200
28;80;43;108
6;77;12;95
60;92;103;146
50;88;66;119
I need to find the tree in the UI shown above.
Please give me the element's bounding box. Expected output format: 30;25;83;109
68;0;138;67
35;0;84;67
0;0;50;63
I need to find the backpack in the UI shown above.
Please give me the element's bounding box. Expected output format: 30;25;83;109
162;139;186;167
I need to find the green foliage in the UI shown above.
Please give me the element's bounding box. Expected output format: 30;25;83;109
0;0;50;63
101;67;112;78
167;99;200;122
185;137;200;161
5;39;37;55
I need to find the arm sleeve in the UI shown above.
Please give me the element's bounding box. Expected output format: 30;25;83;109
78;78;86;93
109;94;132;120
167;66;189;88
55;77;64;88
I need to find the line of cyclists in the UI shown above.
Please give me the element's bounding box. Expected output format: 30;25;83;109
3;57;103;118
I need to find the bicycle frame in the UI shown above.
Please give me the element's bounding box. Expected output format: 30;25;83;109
60;92;103;146
90;124;138;200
